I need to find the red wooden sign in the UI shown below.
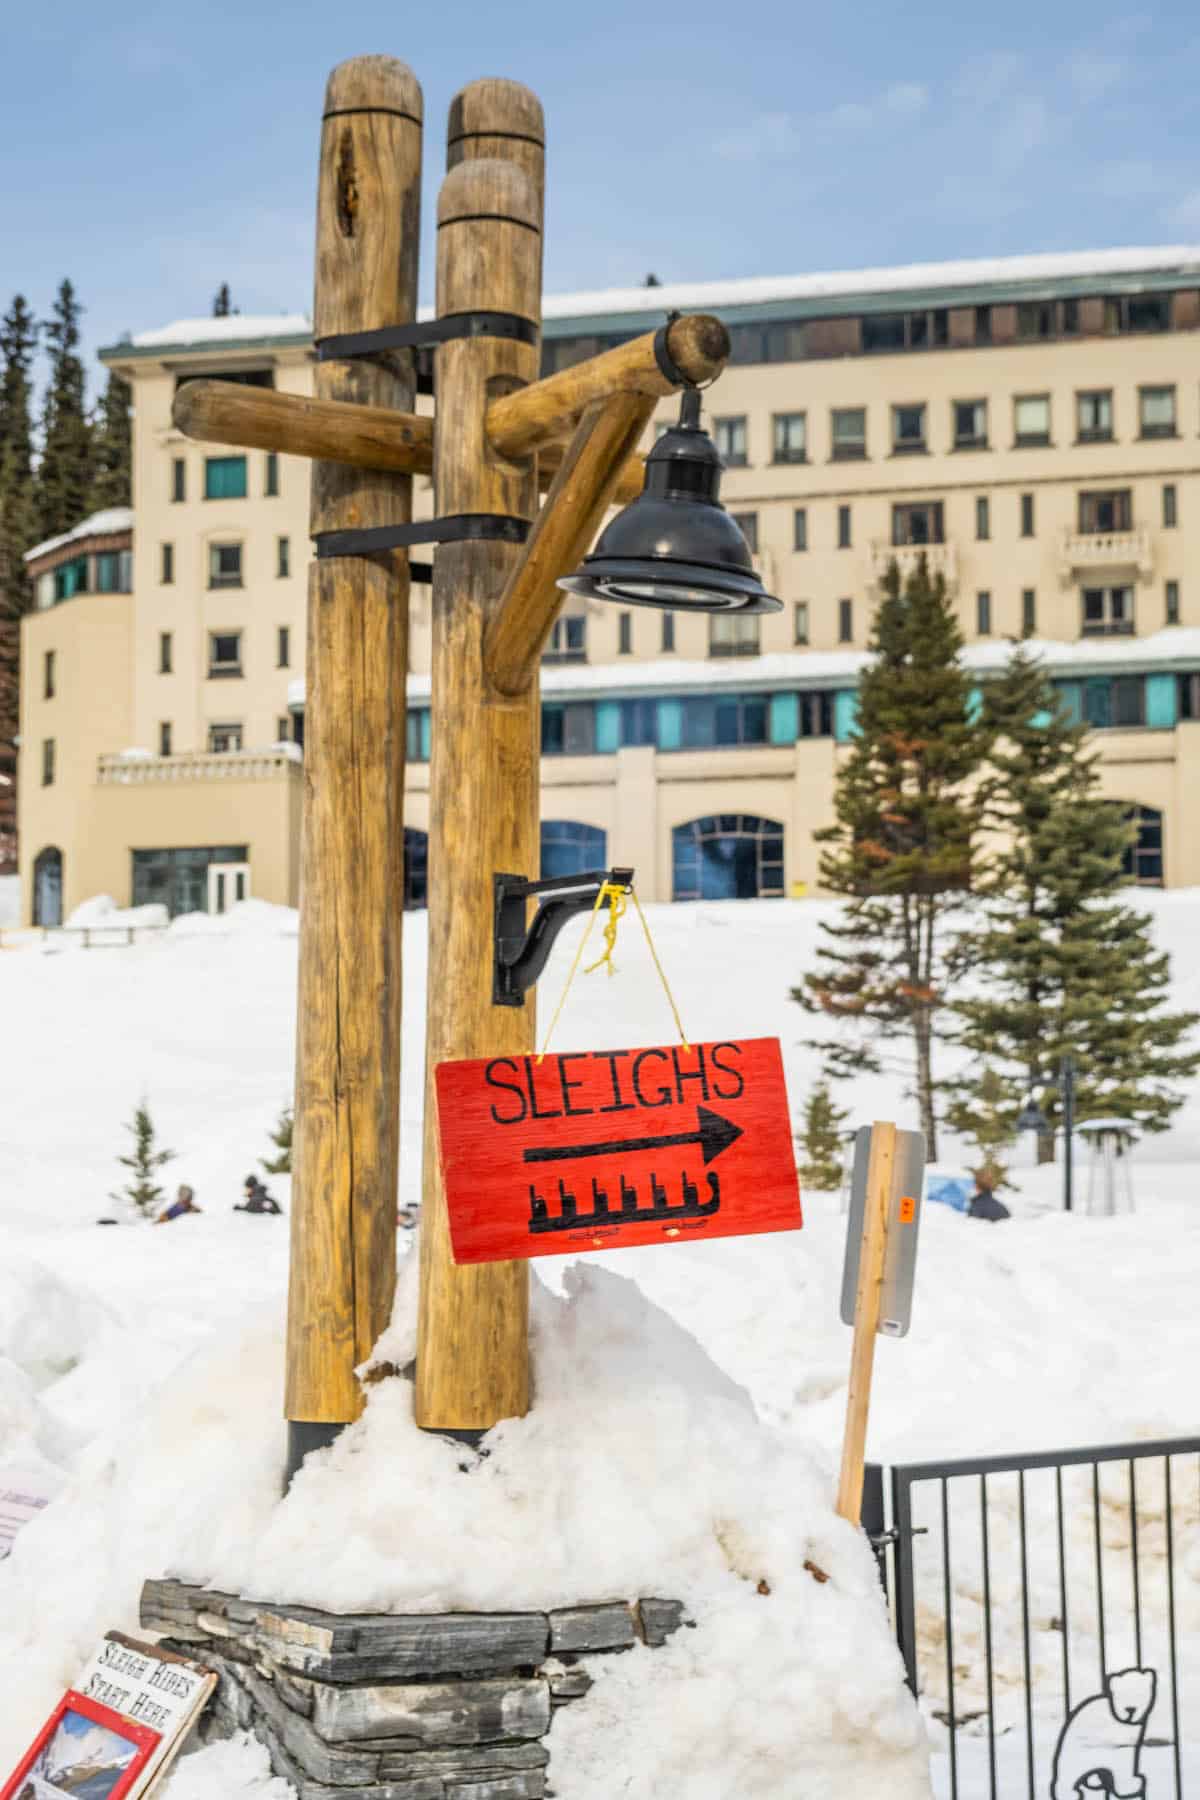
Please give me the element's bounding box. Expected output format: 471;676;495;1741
435;1037;802;1264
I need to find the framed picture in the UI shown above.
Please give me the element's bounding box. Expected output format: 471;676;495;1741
0;1688;159;1800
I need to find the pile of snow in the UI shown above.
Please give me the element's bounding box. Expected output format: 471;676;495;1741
166;899;299;939
64;894;168;931
0;874;18;927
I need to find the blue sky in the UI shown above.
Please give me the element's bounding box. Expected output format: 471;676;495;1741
5;0;1200;397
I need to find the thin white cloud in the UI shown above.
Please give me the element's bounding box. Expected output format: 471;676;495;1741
952;50;1024;108
714;113;806;159
715;80;927;160
884;81;929;118
1066;48;1125;103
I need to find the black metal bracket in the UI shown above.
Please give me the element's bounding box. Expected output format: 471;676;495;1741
313;511;530;573
315;311;539;363
652;310;688;387
493;866;634;1007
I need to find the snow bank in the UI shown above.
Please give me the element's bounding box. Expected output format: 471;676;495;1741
162;1736;293;1799
0;875;18;927
64;894;168;931
166;899;298;938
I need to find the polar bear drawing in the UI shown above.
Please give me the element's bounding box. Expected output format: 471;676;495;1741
1051;1666;1157;1799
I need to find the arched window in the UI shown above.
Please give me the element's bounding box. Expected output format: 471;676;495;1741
33;846;63;928
1122;804;1164;886
540;820;607;881
403;828;428;910
672;815;785;902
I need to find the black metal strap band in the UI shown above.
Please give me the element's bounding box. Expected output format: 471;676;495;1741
314;511;530;561
316;311;538;363
653;311;688;388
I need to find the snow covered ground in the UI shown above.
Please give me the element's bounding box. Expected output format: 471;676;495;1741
1;892;1197;1796
0;875;19;928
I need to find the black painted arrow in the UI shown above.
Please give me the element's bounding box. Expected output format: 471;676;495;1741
523;1105;743;1168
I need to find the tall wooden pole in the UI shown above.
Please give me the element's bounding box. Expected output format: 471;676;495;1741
285;56;422;1474
415;87;545;1434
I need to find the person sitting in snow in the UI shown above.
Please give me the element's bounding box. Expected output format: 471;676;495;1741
967;1167;1011;1223
235;1173;283;1215
156;1183;201;1224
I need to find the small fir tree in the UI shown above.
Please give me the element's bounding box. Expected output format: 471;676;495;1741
797;1080;849;1189
212;283;234;317
793;556;989;1158
261;1103;293;1174
89;369;132;510
36;280;93;541
944;1065;1015;1191
0;294;38;798
110;1102;176;1217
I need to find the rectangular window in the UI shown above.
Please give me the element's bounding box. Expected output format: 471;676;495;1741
159;631;173;674
862;313;907;353
118;549;132;591
798;692;834;737
618;611;633;654
543;615;587;663
892;501;944;547
661;612;675;652
1017;300;1057;340
731;512;759;555
619;699;658;747
1078;490;1132;533
892;403;927;453
1139;386;1177;438
1020;493;1035;538
838;598;853;643
1181;673;1200;720
975;495;990;541
976;591;992;635
277;625;290;668
793;508;807;552
43;650;55;699
1022;588;1036;634
1076;390;1113;442
713;416;748;465
96;551;120;592
709;615;760;658
159;721;172;756
1083;676;1145;729
1163;483;1178;528
837;504;852;549
161;542;174;584
1124;294;1170;333
1014;394;1051;446
265;452;279;495
131;844;249;918
277;536;290;578
172;458;185;502
204;455;248;501
679;693;768;748
207;722;244;753
539;701;595;756
277;716;291;743
794;601;810;645
772;412;807;463
1166;580;1180;625
1081;585;1135;636
208;542;243;588
53;556;88;602
831;407;867;460
208;631;243;677
953;399;987;448
974;306;992;344
41;739;54;786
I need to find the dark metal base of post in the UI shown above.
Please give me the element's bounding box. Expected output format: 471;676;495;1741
285;1419;345;1488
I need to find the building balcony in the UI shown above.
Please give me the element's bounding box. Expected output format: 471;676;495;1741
869;541;958;591
97;748;302;786
1059;526;1153;586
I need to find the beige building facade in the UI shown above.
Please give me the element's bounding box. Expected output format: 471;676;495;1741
18;248;1200;922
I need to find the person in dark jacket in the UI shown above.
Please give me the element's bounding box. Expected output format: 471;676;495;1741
967;1168;1011;1222
157;1183;201;1224
236;1174;283;1215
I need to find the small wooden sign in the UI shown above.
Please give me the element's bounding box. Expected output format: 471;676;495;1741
840;1124;926;1339
435;1037;801;1264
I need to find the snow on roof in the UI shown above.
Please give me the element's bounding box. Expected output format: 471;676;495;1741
24;507;133;565
130;313;310;349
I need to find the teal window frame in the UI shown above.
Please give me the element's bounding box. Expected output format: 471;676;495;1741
204;455;248;501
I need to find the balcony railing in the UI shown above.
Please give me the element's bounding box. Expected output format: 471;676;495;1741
1059;526;1152;585
870;541;958;590
97;749;301;785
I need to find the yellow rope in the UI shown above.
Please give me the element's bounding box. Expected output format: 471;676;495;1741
583;885;627;977
536;881;690;1061
535;881;614;1063
630;885;690;1052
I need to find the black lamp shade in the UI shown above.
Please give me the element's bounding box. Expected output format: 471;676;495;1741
557;389;782;614
1017;1102;1049;1134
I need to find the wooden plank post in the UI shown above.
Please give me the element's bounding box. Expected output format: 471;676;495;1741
284;56;422;1476
836;1120;897;1524
414;86;546;1434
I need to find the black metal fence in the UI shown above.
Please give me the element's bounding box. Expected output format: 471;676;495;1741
867;1435;1200;1799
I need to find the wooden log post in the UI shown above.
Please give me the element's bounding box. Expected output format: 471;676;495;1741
415;88;546;1435
284;56;422;1475
836;1120;897;1524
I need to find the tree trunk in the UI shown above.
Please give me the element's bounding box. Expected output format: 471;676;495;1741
1036;1130;1056;1165
914;1006;937;1161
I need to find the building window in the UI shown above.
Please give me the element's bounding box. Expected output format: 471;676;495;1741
543;615;586;664
974;306;992;344
541;820;607;881
837;504;852;549
892;403;927;453
1122;805;1164;885
161;542;174;584
406;709;430;761
713;416;748;465
1076;390;1113;442
118;549;133;591
618;611;633;654
892;501;944;546
953;399;987;448
1081;585;1134;637
709;615;760;658
681;695;769;747
1014;395;1051;447
277;536;290;578
159;721;172;756
277;715;291;742
265;452;279;496
204;455;248;501
672;815;785;902
1083;676;1145;730
540;701;596;756
96;552;122;592
1020;493;1035;538
1139;386;1177;438
172;458;185;503
41;739;55;786
731;512;758;555
277;625;290;668
831;407;867;460
132;845;248;918
208;543;243;588
794;601;809;645
1078;490;1132;533
54;556;89;601
838;598;853;643
1017;301;1057;340
32;847;63;927
208;631;243;677
619;699;658;747
661;613;675;652
1166;580;1180;625
207;722;244;753
975;496;990;541
793;508;807;552
772;412;807;463
976;591;992;635
1119;294;1171;333
43;650;55;700
1180;673;1200;719
159;631;173;674
1022;589;1036;635
1163;484;1178;528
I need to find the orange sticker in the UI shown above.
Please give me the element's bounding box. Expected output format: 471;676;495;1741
898;1195;916;1224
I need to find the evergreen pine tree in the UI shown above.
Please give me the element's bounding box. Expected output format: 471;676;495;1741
213;283;233;317
944;1065;1014;1190
89;369;132;510
261;1103;293;1175
792;556;988;1158
110;1102;176;1217
35;280;93;541
950;647;1200;1155
796;1080;849;1190
0;294;38;860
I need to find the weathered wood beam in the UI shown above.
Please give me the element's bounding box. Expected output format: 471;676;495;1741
484;393;655;697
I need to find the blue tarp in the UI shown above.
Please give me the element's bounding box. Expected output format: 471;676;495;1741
925;1173;974;1214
